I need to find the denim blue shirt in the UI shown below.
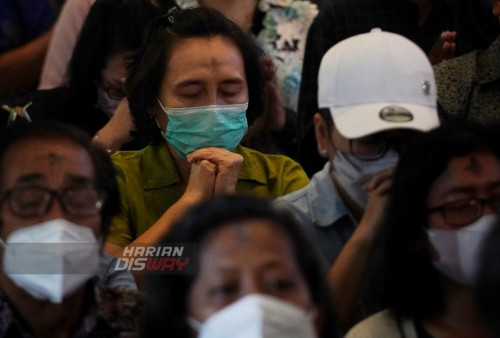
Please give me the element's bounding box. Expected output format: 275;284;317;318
97;252;137;291
276;161;386;322
275;161;357;265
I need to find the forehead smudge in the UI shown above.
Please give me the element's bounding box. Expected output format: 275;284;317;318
233;222;252;243
464;156;482;175
46;152;64;165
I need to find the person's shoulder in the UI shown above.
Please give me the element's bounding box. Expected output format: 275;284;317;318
346;309;417;338
238;145;307;175
111;145;152;177
112;144;153;163
94;285;144;334
238;145;301;164
433;51;478;82
237;146;309;192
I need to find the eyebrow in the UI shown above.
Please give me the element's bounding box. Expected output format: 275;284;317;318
220;78;245;85
446;181;500;196
176;78;244;88
213;259;287;274
14;173;45;185
64;175;95;186
13;174;94;188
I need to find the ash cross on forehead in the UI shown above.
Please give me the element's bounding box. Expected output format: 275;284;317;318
47;153;63;165
465;156;482;175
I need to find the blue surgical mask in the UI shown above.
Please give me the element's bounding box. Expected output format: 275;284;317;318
157;99;248;158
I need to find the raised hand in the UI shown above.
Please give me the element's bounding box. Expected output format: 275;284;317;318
427;31;456;65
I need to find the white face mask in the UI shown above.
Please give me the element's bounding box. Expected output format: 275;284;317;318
330;150;399;208
427;214;497;287
97;89;122;118
187;294;317;338
0;219;100;303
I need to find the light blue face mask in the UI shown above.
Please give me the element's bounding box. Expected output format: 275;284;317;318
157;99;248;158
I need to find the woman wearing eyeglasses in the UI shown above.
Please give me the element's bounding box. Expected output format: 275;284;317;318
346;121;500;338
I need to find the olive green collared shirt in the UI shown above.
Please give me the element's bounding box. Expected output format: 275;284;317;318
106;143;309;246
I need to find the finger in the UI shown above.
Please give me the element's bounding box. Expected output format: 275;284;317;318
442;41;455;60
191;159;217;174
374;177;392;195
187;148;243;166
364;167;395;190
442;31;456;43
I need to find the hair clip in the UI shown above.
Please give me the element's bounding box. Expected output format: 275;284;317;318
143;4;181;45
2;102;32;125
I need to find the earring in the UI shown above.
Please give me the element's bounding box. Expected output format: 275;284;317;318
320;149;328;157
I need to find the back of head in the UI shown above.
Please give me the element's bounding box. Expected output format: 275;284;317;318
68;0;173;105
127;7;266;144
381;120;500;318
318;28;439;139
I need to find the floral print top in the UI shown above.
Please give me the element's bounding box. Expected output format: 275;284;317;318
0;285;143;338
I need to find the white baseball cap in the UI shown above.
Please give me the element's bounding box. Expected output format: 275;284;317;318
318;28;439;139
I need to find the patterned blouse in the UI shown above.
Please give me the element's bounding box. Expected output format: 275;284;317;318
0;285;143;338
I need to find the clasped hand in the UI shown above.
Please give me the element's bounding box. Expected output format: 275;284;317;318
184;147;244;200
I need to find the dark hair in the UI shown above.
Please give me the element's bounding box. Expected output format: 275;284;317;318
68;0;175;107
381;120;500;318
0;122;120;237
127;7;266;143
476;216;500;338
143;195;339;337
318;108;333;135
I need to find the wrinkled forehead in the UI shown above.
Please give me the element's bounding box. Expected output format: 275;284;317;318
0;137;96;188
428;151;500;199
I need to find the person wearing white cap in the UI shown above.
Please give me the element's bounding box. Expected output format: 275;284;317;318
276;28;440;331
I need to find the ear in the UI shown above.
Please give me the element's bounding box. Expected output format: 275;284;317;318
150;105;168;133
493;0;500;16
313;113;333;158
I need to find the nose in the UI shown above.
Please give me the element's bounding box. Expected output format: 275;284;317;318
240;274;263;298
43;196;67;221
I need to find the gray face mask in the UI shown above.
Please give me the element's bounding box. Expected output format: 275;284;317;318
330;150;399;208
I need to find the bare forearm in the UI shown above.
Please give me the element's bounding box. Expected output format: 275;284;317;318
328;224;378;332
0;30;53;100
103;194;203;257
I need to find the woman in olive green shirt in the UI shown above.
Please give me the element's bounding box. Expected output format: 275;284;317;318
103;8;309;254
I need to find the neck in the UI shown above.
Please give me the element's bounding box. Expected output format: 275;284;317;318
168;143;191;189
423;277;491;338
0;274;86;337
199;0;259;31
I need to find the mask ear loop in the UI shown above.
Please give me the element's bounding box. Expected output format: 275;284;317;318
154;97;167;134
186;316;203;332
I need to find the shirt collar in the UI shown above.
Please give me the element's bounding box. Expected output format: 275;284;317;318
307;162;353;227
141;143;267;190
